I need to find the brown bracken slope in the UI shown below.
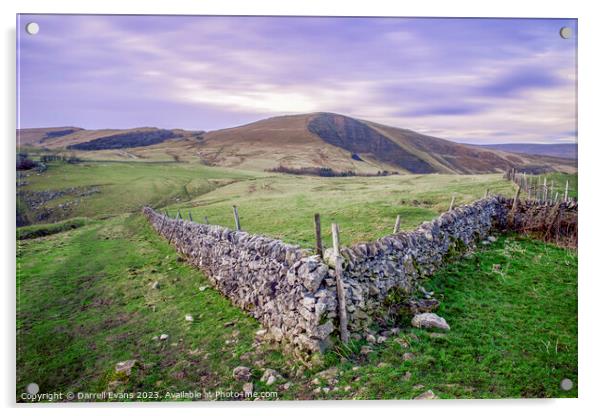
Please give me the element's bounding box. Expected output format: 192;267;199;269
17;112;576;174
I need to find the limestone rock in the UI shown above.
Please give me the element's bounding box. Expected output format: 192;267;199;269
402;352;415;361
360;345;373;355
411;313;450;331
260;369;281;386
159;333;169;341
414;390;439;400
302;263;328;291
115;359;137;376
242;382;253;396
233;366;252;381
315;367;338;382
408;298;440;314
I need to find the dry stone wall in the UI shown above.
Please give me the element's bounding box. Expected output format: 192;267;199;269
142;207;339;354
333;197;508;334
144;195;565;354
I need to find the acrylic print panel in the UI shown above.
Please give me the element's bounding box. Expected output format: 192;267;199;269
16;15;577;402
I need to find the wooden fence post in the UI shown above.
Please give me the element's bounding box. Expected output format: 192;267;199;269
448;196;456;212
167;211;181;244
331;223;349;344
393;215;401;234
543;177;548;202
512;185;521;211
188;211;193;221
204;216;209;225
523;172;527;188
314;213;323;257
564;180;569;202
232;205;241;231
484;188;490;198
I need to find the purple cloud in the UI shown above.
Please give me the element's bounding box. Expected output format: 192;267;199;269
16;15;577;144
479;67;565;97
398;104;485;117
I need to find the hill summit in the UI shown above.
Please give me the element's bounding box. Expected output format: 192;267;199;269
17;112;576;174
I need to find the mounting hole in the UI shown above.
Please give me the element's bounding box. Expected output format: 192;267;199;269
559;26;572;39
560;378;573;391
25;22;39;35
26;382;39;395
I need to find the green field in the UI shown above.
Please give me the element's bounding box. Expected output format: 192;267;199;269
168;172;519;247
17;161;257;226
16;160;578;400
521;172;578;200
17;160;516;247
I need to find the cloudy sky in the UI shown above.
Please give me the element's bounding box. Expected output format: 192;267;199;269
17;15;577;144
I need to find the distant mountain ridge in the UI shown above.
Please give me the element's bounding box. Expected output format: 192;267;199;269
476;143;577;160
17;112;576;174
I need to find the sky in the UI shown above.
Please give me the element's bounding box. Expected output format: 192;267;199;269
17;15;577;144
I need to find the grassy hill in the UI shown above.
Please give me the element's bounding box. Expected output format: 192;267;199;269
16;160;257;226
17;113;577;174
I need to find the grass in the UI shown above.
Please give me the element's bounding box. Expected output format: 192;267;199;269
17;160;258;225
17;214;272;401
168;173;515;247
17;217;95;240
18;160;515;246
16;162;577;400
17;215;577;400
322;235;577;399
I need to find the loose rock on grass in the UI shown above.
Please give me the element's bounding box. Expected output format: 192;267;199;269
242;382;253;396
115;359;137;376
411;313;450;331
233;366;252;382
414;390;439;400
260;369;281;386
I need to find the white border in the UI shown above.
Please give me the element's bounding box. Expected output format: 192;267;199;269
2;1;600;415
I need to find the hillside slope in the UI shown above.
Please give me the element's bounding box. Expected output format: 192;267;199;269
198;113;575;174
17;113;576;174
